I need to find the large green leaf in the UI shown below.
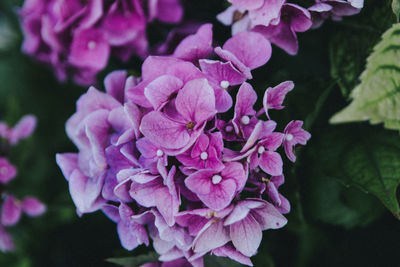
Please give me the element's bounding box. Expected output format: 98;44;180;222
330;24;400;131
304;125;400;219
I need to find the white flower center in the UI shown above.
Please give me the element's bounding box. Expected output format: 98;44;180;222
212;175;222;184
225;125;233;132
241;116;250;125
220;80;230;89
200;152;208;160
258;146;265;154
286;133;294;141
156;149;164;157
88;41;97;50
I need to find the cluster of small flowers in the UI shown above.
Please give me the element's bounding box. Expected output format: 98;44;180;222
19;0;183;85
56;24;310;266
218;0;364;55
0;115;46;252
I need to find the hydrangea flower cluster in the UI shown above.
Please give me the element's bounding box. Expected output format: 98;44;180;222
56;25;310;266
19;0;183;85
218;0;364;55
0;115;46;252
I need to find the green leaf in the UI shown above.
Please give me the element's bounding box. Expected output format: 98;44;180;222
330;24;400;131
106;252;158;267
204;255;247;267
393;0;400;21
304;125;400;219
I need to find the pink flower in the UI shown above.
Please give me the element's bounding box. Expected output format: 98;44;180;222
185;163;246;211
0;158;17;184
56;25;310;265
283;120;311;162
19;0;183;85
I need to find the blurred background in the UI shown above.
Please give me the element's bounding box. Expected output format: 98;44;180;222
0;0;399;266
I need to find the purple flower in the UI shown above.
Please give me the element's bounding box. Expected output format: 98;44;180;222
223;199;287;256
283;120;311;162
215;31;272;79
253;4;312;55
0;115;37;145
185;162;246;211
177;133;225;174
0;114;45;252
0;158;17;184
218;0;285;34
140;79;217;153
309;0;363;28
263;81;294;119
56;25;311;264
19;0;183;85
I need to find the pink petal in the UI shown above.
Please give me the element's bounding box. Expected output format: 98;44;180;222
259;151;283;176
144;75;183;110
0;158;17;184
1;196;22;226
193;220;230;253
222;31;272;70
69;28;110;70
104;70;127;103
249;0;285;26
175;79;216;124
230;214;262;257
8;115;37;145
21;197;46;217
140;111;190;150
173;24;213;62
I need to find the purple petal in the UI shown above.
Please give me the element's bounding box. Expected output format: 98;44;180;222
140;111;189;150
193;220;230;253
144;75;183;110
21;197;46;217
104;70;127;103
173;24;213;62
199;59;246;88
68;169;106;213
230;214;262;257
249;0;285;26
251;201;287;229
223;31;272;70
213;243;253;266
185;169;215;195
0;158;17;184
1;196;22;226
263;81;294;118
117;221;139;251
69;28;110;70
8;115;37;145
0;226;14;252
175;79;216;125
259;151;283;176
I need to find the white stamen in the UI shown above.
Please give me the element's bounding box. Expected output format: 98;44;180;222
220;80;230;89
88;41;96;50
258;146;265;154
225;125;233;132
286;133;294;141
200;152;208;160
156;149;164;157
0;167;7;175
212;175;222;184
241;116;250;125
